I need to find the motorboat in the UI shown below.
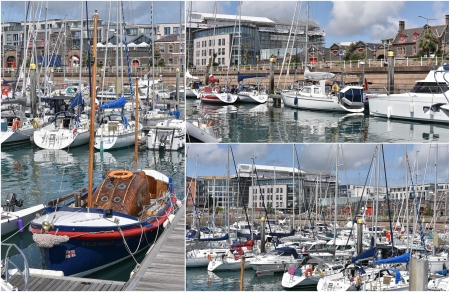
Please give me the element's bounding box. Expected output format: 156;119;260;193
281;80;365;113
199;75;238;104
250;247;300;273
369;64;449;123
1;193;45;236
186;248;229;268
146;119;185;151
236;72;269;104
1;115;36;146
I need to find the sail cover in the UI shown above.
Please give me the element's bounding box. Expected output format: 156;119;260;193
374;252;410;264
69;93;83;108
237;72;268;82
99;96;126;109
351;247;376;263
304;66;335;80
193;233;229;242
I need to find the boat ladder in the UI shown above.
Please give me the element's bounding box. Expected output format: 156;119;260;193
48;134;56;147
1;243;30;291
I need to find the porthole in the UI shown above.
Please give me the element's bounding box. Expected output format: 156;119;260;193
117;183;127;190
101;196;109;202
105;183;114;189
113;197;121;203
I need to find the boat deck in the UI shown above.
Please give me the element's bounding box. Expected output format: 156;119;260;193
7;273;125;291
123;203;186;291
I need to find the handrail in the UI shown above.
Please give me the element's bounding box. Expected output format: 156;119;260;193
1;243;30;291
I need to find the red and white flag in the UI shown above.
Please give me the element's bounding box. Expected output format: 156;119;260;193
66;250;76;258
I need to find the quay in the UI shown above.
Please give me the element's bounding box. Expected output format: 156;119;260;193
123;203;186;291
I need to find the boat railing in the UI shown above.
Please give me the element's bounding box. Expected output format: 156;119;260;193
1;243;30;291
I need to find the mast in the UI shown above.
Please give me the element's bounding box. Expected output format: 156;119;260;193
88;9;99;209
375;146;380;244
405;145;410;253
134;78;139;170
292;145;295;230
333;144;339;255
304;2;309;66
79;2;83;93
226;145;230;232
237;1;241;71
433;145;438;256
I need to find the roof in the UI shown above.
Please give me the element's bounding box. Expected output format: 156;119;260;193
191;12;274;25
392;24;448;45
155;34;182;43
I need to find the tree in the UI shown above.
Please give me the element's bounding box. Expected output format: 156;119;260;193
418;28;439;57
241;43;251;65
157;58;165;67
343;43;356;61
209;52;218;67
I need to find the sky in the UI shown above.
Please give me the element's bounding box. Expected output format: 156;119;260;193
186;144;449;187
2;1;448;46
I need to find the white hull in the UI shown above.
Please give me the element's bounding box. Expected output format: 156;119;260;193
237;92;268;104
1;204;45;236
282;272;321;288
186;120;220;143
94;122;143;150
369;94;449;123
207;256;254;271
250;258;298;272
186;249;229;268
281;93;364;113
1;129;31;145
200;91;238;104
33;128;90;150
146;120;186;151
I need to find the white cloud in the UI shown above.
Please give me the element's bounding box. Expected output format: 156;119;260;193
326;1;405;42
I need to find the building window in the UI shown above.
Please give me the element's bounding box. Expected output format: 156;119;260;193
169;45;173;53
209;49;212;56
222;38;225;45
164;27;170;35
218;39;221;46
222;48;225;55
222;58;225;64
399;34;405;42
173;27;179;34
180;45;183;53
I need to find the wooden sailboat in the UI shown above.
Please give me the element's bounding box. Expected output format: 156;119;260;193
29;10;178;277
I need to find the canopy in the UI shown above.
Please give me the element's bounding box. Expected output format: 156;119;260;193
137;42;149;47
106;42;115;48
96;43;105;48
237;72;267;82
99;96;126;109
275;247;299;259
351;247;376;263
127;42;138;47
374;252;410;265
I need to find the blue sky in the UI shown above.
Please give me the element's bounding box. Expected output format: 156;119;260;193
186;144;449;187
191;1;449;47
2;2;447;46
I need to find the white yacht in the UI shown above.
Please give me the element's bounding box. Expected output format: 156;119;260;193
146;119;185;151
369;65;449;123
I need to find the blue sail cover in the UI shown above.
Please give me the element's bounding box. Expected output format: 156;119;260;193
389;269;405;284
374;252;410;265
269;229;295;238
69;93;83;109
194;233;229;242
99;96;126;109
351;247;376;263
275;247;299;259
237;72;268;82
186;229;197;238
237;231;261;240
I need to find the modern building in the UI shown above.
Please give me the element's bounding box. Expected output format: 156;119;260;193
186;11;325;68
191;176;232;211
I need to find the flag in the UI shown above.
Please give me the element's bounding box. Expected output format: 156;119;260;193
66;250;76;258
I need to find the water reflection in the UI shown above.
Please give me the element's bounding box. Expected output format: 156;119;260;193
186;99;448;143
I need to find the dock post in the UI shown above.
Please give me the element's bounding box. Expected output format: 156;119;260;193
387;51;394;94
30;63;37;117
260;217;266;254
205;63;210;86
357;218;363;255
269;58;274;94
409;256;428;291
240;256;245;291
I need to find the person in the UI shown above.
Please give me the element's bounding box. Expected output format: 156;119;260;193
230;85;236;94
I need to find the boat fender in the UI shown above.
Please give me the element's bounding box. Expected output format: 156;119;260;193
163;220;169;228
234;255;239;261
208;254;212;261
31;119;40;128
294;97;298;106
17;218;24;232
176;200;182;208
12;119;21;130
168;214;175;224
318;269;324;277
387;106;391;119
410;102;414;113
305;268;313;277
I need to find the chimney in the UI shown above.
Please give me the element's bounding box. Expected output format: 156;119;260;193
446;15;449;26
399;21;405;32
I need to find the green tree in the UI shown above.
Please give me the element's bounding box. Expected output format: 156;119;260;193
418;28;439;57
157;58;165;67
241;43;251;65
209;52;218;67
343;43;356;61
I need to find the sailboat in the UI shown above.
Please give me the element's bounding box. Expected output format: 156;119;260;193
29;11;178;277
236;72;269;104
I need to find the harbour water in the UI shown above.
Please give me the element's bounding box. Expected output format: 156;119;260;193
1;143;185;282
186;99;448;143
186;267;315;291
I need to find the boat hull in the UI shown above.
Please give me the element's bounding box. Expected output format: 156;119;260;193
200;92;237;104
1;130;31;146
186;121;220;143
33;129;90;150
281;272;320;288
1;204;45;236
281;94;364;113
207;256;253;271
237;93;268;104
369;94;449;124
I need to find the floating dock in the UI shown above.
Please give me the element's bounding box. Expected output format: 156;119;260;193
123;203;186;291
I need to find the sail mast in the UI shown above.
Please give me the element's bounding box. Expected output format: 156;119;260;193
433;145;437;255
88;10;99;209
134;78;139;170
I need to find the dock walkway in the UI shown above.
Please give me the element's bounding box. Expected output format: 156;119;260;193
7;273;125;291
123;203;186;291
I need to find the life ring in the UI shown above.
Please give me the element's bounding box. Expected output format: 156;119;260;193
12;119;21;130
234;255;239;261
215;87;220;93
108;170;133;180
305;268;313;277
207;254;212;261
